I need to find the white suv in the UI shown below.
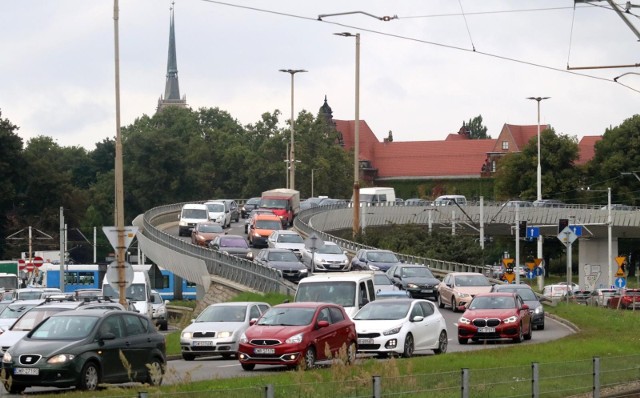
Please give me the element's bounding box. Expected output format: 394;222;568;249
204;200;231;228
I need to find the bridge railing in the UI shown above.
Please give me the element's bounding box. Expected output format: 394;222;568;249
141;203;296;296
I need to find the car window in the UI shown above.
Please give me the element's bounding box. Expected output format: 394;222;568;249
32;315;99;340
317;308;331;323
249;305;260;320
366;279;375;302
410;303;425;319
122;314;146;336
328;306;345;322
258;304;270;314
100;315;123;338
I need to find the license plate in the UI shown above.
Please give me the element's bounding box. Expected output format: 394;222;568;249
358;338;373;344
14;367;39;376
478;327;495;333
192;341;214;347
329;264;340;268
254;348;275;354
421;289;433;293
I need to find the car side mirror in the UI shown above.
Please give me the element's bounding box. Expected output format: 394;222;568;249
317;320;329;328
99;332;116;341
394;274;401;279
457;304;467;312
411;315;424;323
521;304;530;311
164;300;170;305
150;295;156;303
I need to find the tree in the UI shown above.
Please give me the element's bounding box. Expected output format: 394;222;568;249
466;115;490;139
0;111;25;258
493;128;581;201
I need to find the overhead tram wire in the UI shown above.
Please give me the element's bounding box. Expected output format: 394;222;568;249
457;0;476;51
196;0;639;95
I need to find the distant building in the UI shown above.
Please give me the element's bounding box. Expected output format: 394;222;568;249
156;5;187;113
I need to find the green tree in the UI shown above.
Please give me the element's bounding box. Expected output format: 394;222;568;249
493;128;581;201
467;115;490;139
0;111;25;258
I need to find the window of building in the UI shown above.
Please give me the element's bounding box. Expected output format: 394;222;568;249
502;141;509;150
492;160;496;172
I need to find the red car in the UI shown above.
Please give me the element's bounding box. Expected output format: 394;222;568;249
607;289;640;310
457;292;532;344
237;302;357;370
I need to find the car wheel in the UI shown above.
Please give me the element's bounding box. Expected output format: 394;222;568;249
458;337;468;344
433;330;448;354
300;346;316;370
437;294;445;308
158;320;168;331
452;297;459;312
182;353;195;361
401;333;414;358
241;363;255;371
524;323;532;340
4;382;25;395
538;323;545;331
77;361;100;391
146;358;164;386
513;323;524;343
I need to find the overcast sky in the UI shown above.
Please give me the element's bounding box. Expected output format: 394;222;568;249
2;1;640;150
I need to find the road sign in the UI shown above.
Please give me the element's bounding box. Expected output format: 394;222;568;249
526;262;535;271
502;258;514;271
103;226;139;251
557;226;578;245
615;256;626;277
534;267;544;277
32;256;44;267
569;225;582;237
304;233;324;252
526;227;540;239
17;259;25;270
25;263;34;272
614;277;626;289
503;272;515;283
526;270;535;279
106;261;134;289
534;258;543;267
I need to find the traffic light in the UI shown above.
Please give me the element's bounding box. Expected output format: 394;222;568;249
558;218;569;233
519;221;527;237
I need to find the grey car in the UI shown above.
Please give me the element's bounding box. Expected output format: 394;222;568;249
254;248;308;283
491;284;545;330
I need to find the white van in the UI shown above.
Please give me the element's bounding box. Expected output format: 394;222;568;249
204;200;230;228
102;271;153;319
294;272;376;318
178;203;210;236
434;195;467;206
356;187;396;206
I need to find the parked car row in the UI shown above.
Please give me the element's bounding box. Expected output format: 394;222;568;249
178;200;240;237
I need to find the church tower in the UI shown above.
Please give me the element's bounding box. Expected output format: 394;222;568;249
157;4;187;112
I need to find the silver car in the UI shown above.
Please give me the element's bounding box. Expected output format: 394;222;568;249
299;241;351;272
180;301;270;360
267;230;305;258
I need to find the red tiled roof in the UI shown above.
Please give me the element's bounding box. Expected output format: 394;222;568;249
577;136;601;165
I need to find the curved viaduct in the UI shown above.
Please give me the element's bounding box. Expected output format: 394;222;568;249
134;202;640;301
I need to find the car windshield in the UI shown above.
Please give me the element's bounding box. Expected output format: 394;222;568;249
268;251;299;262
220;238;248;248
247;198;260;205
256;220;281;230
0;304;38;319
260;199;287;209
455;275;491;287
374;274;393;285
199;224;223;233
354;301;410;320
206;203;225;212
31;315;99;340
197;305;247;322
317;244;343;255
400;267;434;278
277;234;303;243
257;307;315;326
103;283;147;301
498;288;537;301
295;281;355;307
17;291;43;300
469;296;515;310
11;308;68;331
366;251;399;263
183;209;208;218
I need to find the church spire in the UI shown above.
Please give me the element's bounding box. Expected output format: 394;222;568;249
157;2;187;112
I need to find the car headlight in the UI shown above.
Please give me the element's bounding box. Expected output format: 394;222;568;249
196;235;206;241
407;283;419;289
48;354;75;364
156;307;166;316
252;232;261;238
217;331;232;339
286;333;303;344
458;293;470;298
216;216;224;222
503;316;518;324
383;326;402;336
240;333;248;344
246;252;254;260
300;269;308;274
458;317;471;325
534;306;544;314
2;352;12;363
179;221;188;226
367;264;380;271
182;332;193;339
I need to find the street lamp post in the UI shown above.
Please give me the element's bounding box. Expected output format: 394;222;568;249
527;96;550;290
335;32;360;237
279;69;307;190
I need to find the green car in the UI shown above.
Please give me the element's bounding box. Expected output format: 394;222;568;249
2;309;166;394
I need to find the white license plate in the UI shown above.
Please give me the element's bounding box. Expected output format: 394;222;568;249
192;341;214;347
358;338;373;344
478;327;495;333
14;367;39;376
254;348;275;354
421;289;433;293
329;264;340;268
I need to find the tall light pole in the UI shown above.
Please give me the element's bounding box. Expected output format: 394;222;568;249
527;96;550;290
335;32;360;237
279;69;307;190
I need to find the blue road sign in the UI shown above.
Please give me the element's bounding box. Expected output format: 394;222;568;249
526;271;535;279
614;277;627;289
534;267;544;277
569;225;582;237
526;227;540;239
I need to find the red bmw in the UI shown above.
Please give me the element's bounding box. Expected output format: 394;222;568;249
237;302;357;370
457;292;532;344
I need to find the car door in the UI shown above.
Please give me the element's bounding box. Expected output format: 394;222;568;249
120;313;154;379
314;306;337;360
418;301;441;348
439;275;452;306
406;301;429;350
327;306;351;354
96;314;128;383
